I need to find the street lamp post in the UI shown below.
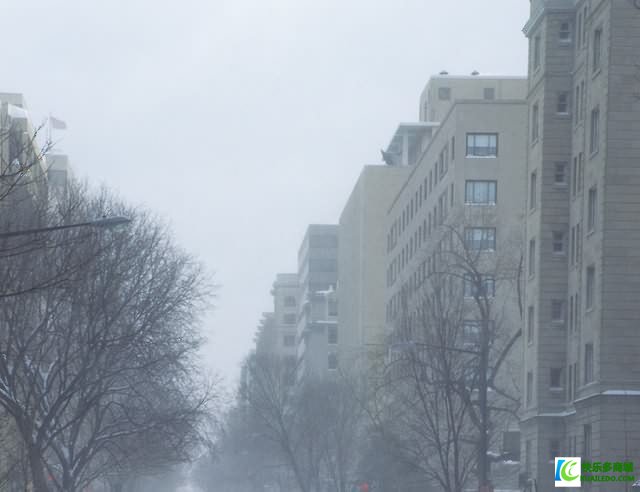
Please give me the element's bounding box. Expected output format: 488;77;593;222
0;216;131;239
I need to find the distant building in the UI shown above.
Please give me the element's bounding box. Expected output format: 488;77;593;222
295;224;339;381
0;93;48;209
521;1;640;489
271;273;299;359
338;165;409;372
254;312;277;356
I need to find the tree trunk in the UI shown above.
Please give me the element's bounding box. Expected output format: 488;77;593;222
27;447;49;492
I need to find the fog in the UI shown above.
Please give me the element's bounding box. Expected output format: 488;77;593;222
4;0;528;387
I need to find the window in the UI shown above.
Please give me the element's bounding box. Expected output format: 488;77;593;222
576;223;582;264
590;107;600;154
483;87;495;100
551;300;565;324
328;353;338;370
438;87;451;100
531;103;540;142
283;334;296;347
580;81;586;120
592;28;602;72
462;321;481;347
464;274;495;298
310;234;338;248
533;35;541;70
574;84;581;125
554;162;568;185
586;265;595;309
284;296;296;307
309;259;337;273
526;440;533;474
283;313;297;325
465;180;497;204
578;153;584;191
588;186;597;232
585;343;594;384
552;231;566;255
527;306;535;344
328;299;338;316
451;136;455;160
581;7;587;47
584;424;592;458
559;22;571;43
572;157;578;196
568;364;573;400
577;12;583;47
526;371;534;406
529;239;536;277
530;171;537;209
464;227;496;251
557;92;569;114
328;325;338;345
466;133;498;157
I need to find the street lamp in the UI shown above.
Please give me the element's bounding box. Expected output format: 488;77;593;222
0;216;131;239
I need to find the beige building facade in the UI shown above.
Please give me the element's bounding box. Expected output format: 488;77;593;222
337;165;409;371
384;75;529;487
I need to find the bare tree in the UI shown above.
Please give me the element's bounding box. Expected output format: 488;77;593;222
366;209;523;491
0;182;215;492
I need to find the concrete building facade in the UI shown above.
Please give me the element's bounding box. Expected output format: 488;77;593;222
338;165;410;371
521;1;640;489
383;74;529;487
296;224;339;381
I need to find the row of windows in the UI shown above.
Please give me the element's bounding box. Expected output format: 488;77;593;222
387;139;456;252
525;342;594;408
531;15;602;74
386;186;455;286
386;228;498;321
308;258;337;273
387;179;501;287
526;267;596;346
528;186;597;272
530;97;600;152
387;133;500;254
525;426;595;475
438;87;497;102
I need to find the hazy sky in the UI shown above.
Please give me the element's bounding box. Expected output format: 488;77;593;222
4;0;530;388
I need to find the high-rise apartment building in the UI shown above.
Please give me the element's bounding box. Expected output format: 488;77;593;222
271;273;299;360
296;224;339;381
384;74;528;487
385;74;527;332
338;165;409;371
522;1;640;488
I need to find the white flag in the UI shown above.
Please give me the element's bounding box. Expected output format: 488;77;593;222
50;116;67;130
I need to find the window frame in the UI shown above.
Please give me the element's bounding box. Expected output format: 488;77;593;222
587;186;597;232
590;107;600;154
552;231;566;255
586;265;596;310
465;180;498;205
466;133;499;158
464;227;497;252
592;27;603;73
